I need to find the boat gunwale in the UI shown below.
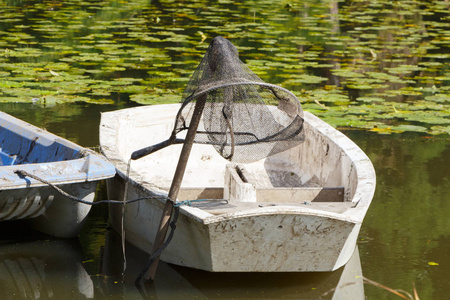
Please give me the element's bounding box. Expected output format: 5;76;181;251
100;104;375;225
0;155;116;190
302;112;376;220
0;112;116;190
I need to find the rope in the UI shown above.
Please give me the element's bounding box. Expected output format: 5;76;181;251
14;169;226;284
121;159;132;274
13;170;168;205
134;206;180;285
14;169;228;207
221;105;235;160
174;199;228;207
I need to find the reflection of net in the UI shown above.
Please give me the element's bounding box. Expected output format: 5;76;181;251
173;36;305;163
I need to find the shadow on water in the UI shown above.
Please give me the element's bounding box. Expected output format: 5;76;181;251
99;229;364;299
0;217;364;300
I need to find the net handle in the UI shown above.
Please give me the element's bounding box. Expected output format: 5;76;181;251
131;138;184;160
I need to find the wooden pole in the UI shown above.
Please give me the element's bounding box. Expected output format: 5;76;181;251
145;96;206;282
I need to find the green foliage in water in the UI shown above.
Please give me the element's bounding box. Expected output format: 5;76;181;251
0;0;448;134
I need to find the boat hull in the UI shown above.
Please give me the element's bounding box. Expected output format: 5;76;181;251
0;182;95;238
100;227;365;299
109;176;360;272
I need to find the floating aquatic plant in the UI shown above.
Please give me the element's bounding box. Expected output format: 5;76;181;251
0;0;448;135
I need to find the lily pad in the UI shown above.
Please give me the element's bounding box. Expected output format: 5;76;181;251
390;124;428;133
0;0;447;135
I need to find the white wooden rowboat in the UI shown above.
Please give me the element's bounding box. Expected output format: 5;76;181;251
100;104;376;272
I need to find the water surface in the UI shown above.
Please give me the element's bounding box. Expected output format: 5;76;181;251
0;0;449;133
0;102;449;299
0;0;449;298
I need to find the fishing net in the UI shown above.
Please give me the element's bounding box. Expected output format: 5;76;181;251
132;36;305;163
173;37;304;163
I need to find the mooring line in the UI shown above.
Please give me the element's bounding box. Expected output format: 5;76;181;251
13;170;168;205
14;168;227;283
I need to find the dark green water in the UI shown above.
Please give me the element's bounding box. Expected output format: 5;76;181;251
0;102;449;299
0;0;449;298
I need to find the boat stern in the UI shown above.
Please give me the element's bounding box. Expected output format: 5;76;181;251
205;210;358;272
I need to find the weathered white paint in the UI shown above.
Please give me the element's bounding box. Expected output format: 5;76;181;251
100;104;376;272
224;164;257;202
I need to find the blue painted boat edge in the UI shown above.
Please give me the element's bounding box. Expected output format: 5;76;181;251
0;111;116;189
0;153;116;190
0;111;83;158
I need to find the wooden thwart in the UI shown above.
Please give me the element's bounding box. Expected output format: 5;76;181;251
256;187;345;203
179;186;345;204
223;163;345;203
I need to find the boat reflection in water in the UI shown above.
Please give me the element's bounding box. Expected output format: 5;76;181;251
0;225;365;299
100;229;365;299
0;232;94;299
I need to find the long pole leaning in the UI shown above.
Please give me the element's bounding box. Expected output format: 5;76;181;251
145;96;206;282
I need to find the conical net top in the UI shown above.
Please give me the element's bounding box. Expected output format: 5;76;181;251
173;36;305;163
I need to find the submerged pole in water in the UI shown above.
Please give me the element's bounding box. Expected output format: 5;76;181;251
144;95;206;283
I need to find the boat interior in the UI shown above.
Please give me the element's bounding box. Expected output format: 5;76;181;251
129;140;354;216
166;142;354;215
0;114;84;166
118;106;358;216
175;161;352;215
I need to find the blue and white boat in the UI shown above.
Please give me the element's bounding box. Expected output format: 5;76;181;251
0;111;115;238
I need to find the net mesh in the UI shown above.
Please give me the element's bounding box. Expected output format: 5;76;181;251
172;36;305;163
